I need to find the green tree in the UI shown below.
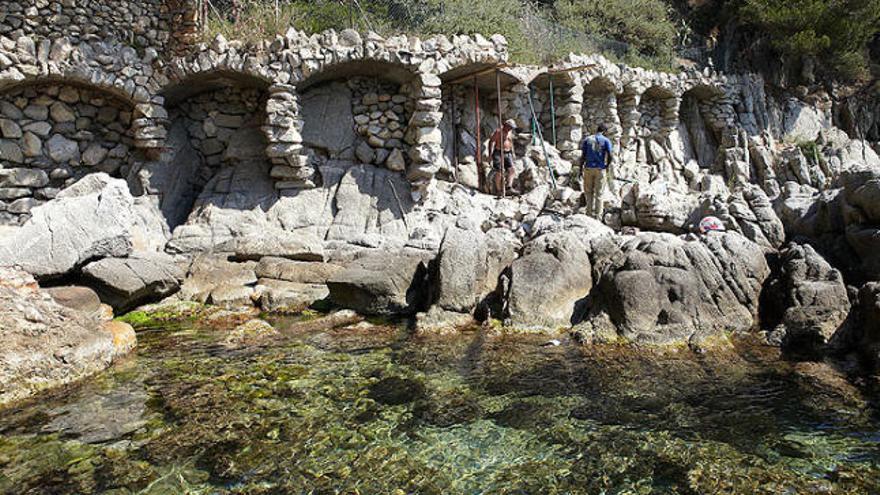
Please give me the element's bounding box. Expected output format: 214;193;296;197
739;0;880;80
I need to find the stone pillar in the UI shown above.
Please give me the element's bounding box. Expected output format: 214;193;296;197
555;83;584;163
406;73;443;200
618;91;640;147
132;97;169;157
264;84;316;189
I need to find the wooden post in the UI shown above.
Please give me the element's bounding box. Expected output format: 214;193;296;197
496;69;505;198
475;76;483;193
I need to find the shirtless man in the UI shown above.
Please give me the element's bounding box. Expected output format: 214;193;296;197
488;119;518;195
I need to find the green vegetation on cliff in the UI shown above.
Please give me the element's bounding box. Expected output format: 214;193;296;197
206;0;880;78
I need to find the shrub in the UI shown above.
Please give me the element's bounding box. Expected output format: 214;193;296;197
553;0;678;64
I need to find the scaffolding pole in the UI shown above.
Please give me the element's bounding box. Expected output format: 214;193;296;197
475;76;484;193
496;69;505;198
527;87;557;190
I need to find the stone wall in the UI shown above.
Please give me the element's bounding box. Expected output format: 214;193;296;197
349;77;411;172
1;0;171;55
0;82;137;225
172;86;267;171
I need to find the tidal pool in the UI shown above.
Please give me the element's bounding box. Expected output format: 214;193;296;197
1;315;879;494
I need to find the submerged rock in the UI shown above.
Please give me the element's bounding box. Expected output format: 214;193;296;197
0;268;135;408
226;318;279;345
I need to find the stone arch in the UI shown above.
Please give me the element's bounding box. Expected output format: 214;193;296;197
292;58;445;195
679;84;727;169
0;77;160;225
151;70;276;227
582;76;621;142
529;71;582;162
637;85;678;139
438;63;522;190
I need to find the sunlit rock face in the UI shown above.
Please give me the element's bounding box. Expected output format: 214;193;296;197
577;231;770;345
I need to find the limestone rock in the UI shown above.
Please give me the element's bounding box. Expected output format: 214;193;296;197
82;253;185;312
0;174;169;280
579;231;770;344
327;250;433;315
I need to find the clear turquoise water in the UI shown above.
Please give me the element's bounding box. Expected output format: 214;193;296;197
0;315;878;494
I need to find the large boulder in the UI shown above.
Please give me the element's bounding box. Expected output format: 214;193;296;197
506;231;594;331
418;226;520;331
579;231;771;345
765;244;851;352
624;182;700;233
0;268;135;408
327;250;433;315
774;170;880;282
81;253;185;313
255;279;329;313
218;229;325;262
841;169;880;280
0;174;169;280
256;257;345;283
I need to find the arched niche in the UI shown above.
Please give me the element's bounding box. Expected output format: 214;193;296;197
582;76;620;140
0;80;141;225
295;60;418;171
529;71;581;159
637;85;677;139
154;71;274;228
438;64;522;188
678;84;725;169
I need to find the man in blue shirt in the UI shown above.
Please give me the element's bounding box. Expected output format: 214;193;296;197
581;123;613;217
